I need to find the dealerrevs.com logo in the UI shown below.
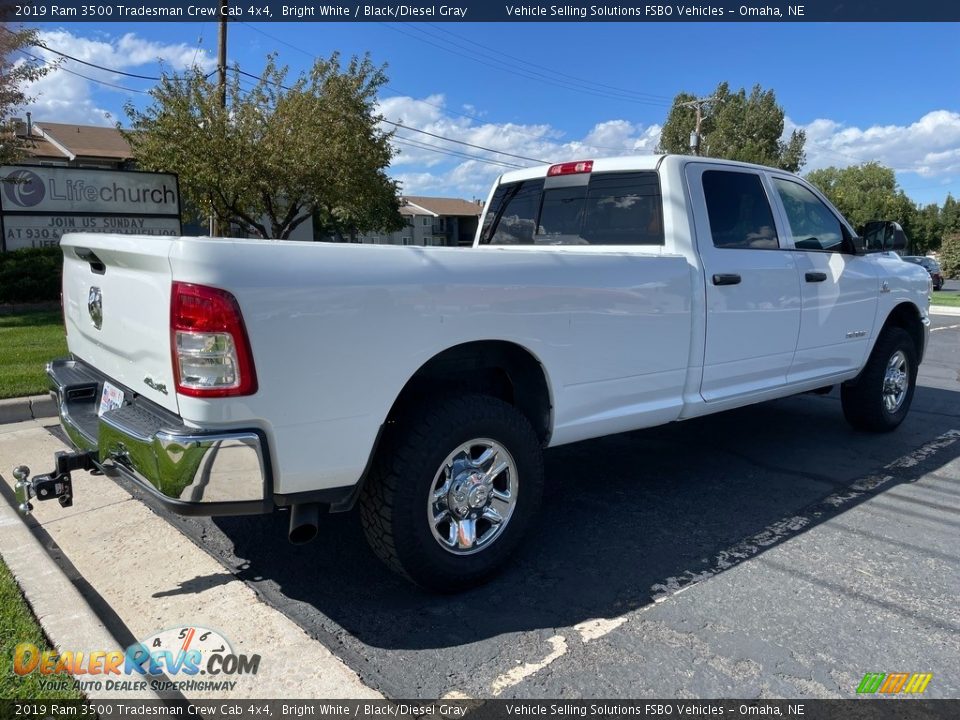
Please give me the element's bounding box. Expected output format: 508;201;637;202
3;169;45;207
13;625;260;694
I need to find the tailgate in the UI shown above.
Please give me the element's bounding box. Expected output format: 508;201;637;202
60;233;179;414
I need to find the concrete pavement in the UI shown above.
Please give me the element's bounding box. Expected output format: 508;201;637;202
0;418;380;700
0;433;160;701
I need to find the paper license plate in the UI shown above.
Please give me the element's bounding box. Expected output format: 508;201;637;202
98;381;125;416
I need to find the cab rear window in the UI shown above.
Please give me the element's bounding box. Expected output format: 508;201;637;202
481;171;664;246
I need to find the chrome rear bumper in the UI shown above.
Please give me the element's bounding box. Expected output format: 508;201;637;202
48;358;272;515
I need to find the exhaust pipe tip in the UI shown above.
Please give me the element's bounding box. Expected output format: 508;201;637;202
288;503;319;545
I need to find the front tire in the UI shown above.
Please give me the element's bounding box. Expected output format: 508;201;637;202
359;393;544;591
841;327;918;432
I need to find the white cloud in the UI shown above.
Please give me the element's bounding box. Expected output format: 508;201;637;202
384;96;960;199
789;110;960;178
20;30;214;125
379;94;661;197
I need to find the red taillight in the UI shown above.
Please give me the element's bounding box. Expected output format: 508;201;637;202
547;160;594;176
170;282;257;397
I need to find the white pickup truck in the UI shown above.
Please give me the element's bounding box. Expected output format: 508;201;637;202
19;155;931;590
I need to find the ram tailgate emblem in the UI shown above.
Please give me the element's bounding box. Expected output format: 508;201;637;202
87;287;102;330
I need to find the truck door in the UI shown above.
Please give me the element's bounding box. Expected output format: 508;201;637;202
767;176;879;382
685;164;802;402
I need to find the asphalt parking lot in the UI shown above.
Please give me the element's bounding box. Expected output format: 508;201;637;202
107;310;957;700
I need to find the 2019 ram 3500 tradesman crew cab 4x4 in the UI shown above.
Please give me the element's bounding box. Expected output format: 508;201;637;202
19;155;931;590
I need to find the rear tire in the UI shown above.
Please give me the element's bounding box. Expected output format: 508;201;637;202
359;393;544;592
841;327;917;432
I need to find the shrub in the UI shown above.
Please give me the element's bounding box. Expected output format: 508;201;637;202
940;233;960;280
0;247;63;304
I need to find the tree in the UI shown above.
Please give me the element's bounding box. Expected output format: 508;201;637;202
941;194;960;236
0;24;53;164
658;82;806;172
124;53;403;240
940;233;960;279
911;202;943;255
805;162;918;242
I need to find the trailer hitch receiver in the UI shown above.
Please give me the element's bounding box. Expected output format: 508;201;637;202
12;451;97;515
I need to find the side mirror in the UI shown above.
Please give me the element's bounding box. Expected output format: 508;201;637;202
859;220;909;253
841;224;865;255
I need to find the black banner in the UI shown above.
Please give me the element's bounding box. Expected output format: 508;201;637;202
7;0;960;23
2;700;958;720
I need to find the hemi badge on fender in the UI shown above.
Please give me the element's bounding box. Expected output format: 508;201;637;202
846;330;867;339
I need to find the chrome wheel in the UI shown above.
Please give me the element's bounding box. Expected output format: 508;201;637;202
882;349;909;414
427;438;518;555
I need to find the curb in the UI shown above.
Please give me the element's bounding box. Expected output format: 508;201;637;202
0;478;163;700
0;302;60;317
929;305;960;317
0;395;57;425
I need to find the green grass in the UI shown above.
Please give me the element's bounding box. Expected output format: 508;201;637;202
0;556;84;699
0;312;67;399
930;292;960;307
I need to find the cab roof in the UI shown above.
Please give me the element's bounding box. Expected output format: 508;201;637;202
496;154;801;185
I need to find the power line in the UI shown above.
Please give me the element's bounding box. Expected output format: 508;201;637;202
1;26;161;81
191;24;207;69
236;21;587;149
392;135;525;169
234;67;548;164
32;43;162;81
388;118;547;163
16;49;149;94
21;30;549;168
421;23;672;104
238;21;479;122
230;73;527;171
381;23;670;108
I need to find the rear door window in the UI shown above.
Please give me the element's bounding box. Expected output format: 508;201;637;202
702;170;779;249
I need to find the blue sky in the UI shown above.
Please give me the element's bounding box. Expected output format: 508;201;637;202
20;21;960;205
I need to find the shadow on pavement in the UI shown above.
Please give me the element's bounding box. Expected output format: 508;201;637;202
171;388;960;652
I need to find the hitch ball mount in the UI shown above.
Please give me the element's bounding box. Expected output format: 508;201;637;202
12;451;97;515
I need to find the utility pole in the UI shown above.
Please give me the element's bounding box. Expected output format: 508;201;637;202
217;2;228;109
679;96;717;156
210;0;228;236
